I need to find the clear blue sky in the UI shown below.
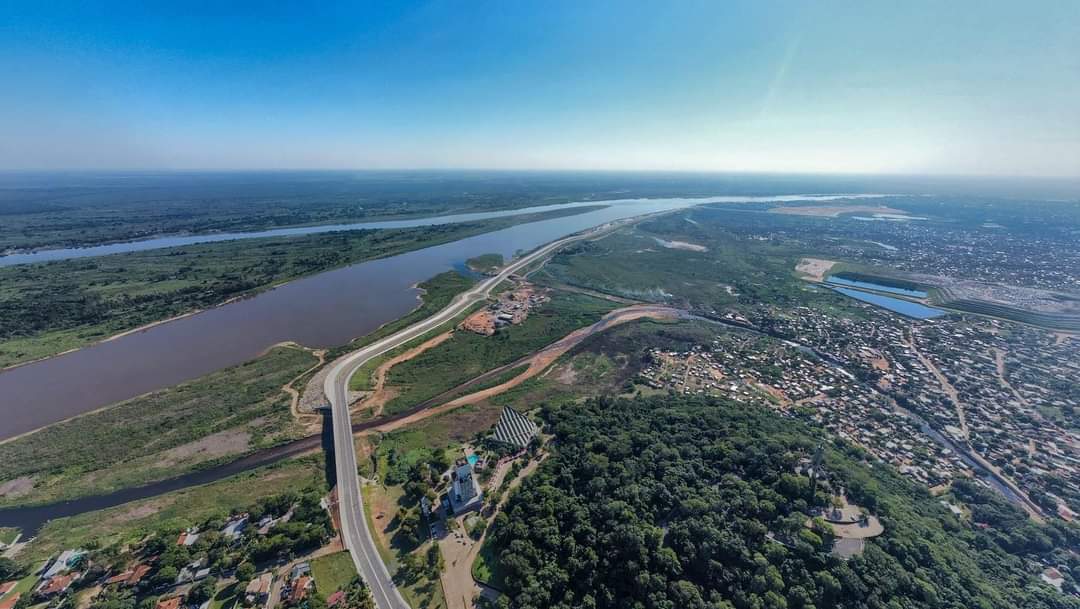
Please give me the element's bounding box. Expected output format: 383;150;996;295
2;1;1077;176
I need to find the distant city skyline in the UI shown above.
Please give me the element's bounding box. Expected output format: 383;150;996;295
2;1;1078;177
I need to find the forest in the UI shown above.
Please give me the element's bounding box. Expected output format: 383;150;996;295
483;395;1079;609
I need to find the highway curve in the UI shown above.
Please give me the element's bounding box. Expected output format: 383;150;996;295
322;214;649;609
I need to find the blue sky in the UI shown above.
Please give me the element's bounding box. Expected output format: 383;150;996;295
2;1;1078;176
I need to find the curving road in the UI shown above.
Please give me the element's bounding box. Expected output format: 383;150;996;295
323;216;645;609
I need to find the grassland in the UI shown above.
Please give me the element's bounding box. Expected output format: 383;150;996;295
19;455;326;563
0;526;18;545
380;291;617;416
0;345;317;507
346;271;476;392
471;541;506;591
537;211;864;317
466;253;503;273
374;402;505;483
0;206;600;368
309;551;358;601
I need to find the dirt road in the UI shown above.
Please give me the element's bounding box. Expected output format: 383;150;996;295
356;331;454;418
906;328;968;440
368;305;682;435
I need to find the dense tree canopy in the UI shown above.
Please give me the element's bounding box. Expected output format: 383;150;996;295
485;395;1079;609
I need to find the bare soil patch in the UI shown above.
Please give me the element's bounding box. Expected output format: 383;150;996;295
359;331;454;418
155;428;252;467
653;238;708;252
795;258;838;282
770;205;908;218
0;476;34;499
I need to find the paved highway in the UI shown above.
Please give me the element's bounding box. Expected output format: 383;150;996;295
323;216;643;609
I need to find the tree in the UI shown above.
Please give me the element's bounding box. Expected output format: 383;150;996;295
397;509;423;548
426;544;444;577
399;552;425;585
0;557;23;580
188;577;218;605
152;565;178;588
344;578;375;609
235;562;256;583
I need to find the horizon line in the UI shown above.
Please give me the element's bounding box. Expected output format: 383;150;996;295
1;167;1078;181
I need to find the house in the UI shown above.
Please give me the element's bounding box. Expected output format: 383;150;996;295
42;549;86;579
155;596;182;609
105;564;151;587
326;590;346;608
287;576;312;605
37;573;77;598
448;462;482;515
1041;567;1065;591
222;515;249;540
245;572;273;606
0;593;21;609
290;562;311;581
177;528;200;546
176;559;207;585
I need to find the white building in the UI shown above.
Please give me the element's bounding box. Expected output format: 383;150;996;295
449;462;482;514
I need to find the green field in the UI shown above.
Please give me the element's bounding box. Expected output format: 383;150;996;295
375;402;505;485
309;551;358;601
0;345;316;507
360;484;447;609
470;540;507;591
380;291;617;416
20;455;326;563
0;527;19;545
0;206;601;368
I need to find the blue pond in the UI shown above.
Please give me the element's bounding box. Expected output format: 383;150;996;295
832;287;945;319
467;454;479;466
826;276;927;298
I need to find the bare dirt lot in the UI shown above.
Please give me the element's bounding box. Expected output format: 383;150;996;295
795;258;839;282
154;428;252;468
0;476;34;500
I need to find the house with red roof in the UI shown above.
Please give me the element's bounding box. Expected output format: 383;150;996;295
37;573;76;598
155;596;182;609
0;592;21;609
326;590;346;607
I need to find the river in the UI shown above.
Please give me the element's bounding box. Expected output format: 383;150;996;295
0;194;875;440
0;201;602;267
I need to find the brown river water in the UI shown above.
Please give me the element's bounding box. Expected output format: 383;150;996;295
0;199;688;439
0;194;876;440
